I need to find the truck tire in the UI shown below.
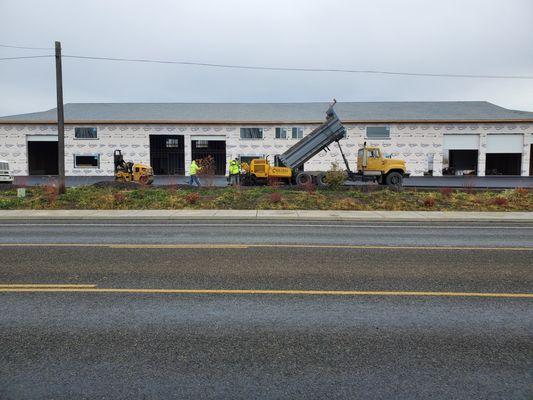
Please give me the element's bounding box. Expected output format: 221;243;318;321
385;171;403;186
316;172;328;187
295;172;312;186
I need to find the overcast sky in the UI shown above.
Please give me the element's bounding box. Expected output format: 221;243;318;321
1;0;532;117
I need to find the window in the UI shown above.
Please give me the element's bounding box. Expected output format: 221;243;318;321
275;128;287;139
366;126;390;139
368;149;380;158
240;128;263;139
75;127;97;139
166;138;180;148
74;154;99;168
292;127;304;139
195;140;209;148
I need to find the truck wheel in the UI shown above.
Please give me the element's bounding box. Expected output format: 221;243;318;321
385;172;403;186
295;172;312;186
316;172;328;187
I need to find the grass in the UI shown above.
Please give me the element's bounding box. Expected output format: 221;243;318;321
0;185;531;211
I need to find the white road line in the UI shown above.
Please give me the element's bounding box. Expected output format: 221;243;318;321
0;223;532;229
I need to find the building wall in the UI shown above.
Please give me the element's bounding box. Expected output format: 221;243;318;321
1;122;532;177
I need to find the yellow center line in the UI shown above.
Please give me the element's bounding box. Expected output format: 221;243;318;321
0;284;97;288
0;287;531;298
0;243;531;251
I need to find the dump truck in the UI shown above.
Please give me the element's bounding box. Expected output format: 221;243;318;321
114;150;154;184
241;101;409;187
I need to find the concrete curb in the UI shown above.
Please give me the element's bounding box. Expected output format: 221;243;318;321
0;210;532;222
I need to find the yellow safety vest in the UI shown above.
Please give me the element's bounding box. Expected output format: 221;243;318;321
189;161;200;175
229;161;240;175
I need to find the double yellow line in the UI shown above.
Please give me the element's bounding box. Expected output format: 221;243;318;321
0;285;531;298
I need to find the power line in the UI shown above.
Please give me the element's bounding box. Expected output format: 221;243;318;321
0;43;53;50
0;44;531;80
61;54;533;80
0;55;53;61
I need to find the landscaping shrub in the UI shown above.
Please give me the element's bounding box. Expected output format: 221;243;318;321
423;195;436;208
270;192;282;204
113;192;126;204
185;192;200;205
439;187;453;197
324;162;347;190
514;187;529;196
301;180;317;194
490;196;508;207
42;184;58;205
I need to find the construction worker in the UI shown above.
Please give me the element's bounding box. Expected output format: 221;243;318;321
228;158;241;186
188;159;201;186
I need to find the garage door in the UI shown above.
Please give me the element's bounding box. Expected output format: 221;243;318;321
486;135;523;153
443;135;479;150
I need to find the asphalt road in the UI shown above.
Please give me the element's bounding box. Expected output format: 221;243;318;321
0;220;532;399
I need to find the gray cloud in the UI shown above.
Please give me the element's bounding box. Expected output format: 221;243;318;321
1;0;532;116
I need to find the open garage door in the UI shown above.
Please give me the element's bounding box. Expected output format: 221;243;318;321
191;136;226;175
443;135;479;175
485;135;523;176
27;135;58;175
149;135;185;175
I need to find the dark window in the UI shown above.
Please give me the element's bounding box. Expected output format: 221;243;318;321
75;127;97;139
74;154;99;168
166;138;180;148
275;128;287;139
292;127;303;139
366;126;390;139
240;128;263;139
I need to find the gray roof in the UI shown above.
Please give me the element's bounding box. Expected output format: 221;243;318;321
1;101;533;123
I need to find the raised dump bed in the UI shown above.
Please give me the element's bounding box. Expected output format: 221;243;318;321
277;104;346;170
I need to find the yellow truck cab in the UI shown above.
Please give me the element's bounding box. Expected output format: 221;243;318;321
357;146;408;186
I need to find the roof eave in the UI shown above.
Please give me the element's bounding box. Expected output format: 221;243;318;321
0;119;532;124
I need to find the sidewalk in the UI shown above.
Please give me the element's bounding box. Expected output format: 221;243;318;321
0;210;532;221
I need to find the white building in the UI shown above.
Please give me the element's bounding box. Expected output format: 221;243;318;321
0;101;532;177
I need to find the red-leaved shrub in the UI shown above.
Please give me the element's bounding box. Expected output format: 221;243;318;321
113;192;126;203
185;192;200;205
439;187;453;197
270;192;282;203
423;196;436;207
491;196;508;207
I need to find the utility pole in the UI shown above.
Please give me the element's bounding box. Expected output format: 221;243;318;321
55;41;66;194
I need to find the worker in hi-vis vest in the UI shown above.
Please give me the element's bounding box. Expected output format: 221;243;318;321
188;160;201;187
228;158;241;186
